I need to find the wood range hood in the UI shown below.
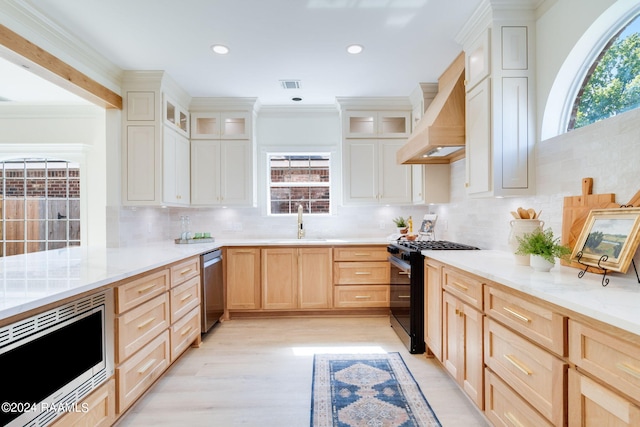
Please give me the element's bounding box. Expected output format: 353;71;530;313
397;52;465;165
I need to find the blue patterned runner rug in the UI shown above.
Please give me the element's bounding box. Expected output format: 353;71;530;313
310;353;442;427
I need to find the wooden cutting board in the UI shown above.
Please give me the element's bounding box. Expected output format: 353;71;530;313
561;178;618;270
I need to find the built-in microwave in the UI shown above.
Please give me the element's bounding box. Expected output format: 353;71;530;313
0;289;114;427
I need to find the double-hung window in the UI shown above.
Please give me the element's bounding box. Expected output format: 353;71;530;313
268;154;330;215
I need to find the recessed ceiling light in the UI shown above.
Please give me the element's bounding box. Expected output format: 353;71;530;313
291;97;303;102
211;44;230;55
346;44;364;54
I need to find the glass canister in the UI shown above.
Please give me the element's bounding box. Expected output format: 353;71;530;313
508;219;544;265
180;215;191;240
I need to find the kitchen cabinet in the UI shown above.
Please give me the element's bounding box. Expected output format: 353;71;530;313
122;71;192;206
168;256;201;362
190;139;253;206
333;246;390;308
424;258;443;360
568;319;640;426
343;110;411;138
51;378;116;427
226;247;261;310
261;247;333;310
342;139;411;205
459;7;536;197
191;111;251;139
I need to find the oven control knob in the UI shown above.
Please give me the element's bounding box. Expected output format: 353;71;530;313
386;245;399;254
401;252;411;261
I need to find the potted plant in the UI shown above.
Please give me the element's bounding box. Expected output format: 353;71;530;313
393;217;408;234
515;228;571;271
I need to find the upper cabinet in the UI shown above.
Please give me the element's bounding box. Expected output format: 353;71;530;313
344;110;411;138
457;3;536;198
191;111;251;140
164;95;189;137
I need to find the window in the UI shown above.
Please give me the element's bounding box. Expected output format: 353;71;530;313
0;159;81;256
569;14;640;130
268;154;330;215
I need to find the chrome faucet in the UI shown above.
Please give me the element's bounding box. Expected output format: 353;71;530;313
297;204;305;239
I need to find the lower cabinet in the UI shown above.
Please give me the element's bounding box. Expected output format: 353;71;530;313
51;378;116;427
226;247;261;310
424;258;443;360
442;290;484;408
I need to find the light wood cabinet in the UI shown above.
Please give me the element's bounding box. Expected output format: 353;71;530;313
342;139;412;205
169;275;200;323
424;258;443;360
170;306;200;362
226;248;261;310
442;290;484;409
51;378;116;427
333;261;389;285
261;247;333;310
343;110;411;138
115;269;169;314
442;267;483;310
333;246;390;309
334;285;390;307
568;368;640;427
191;139;253;206
334;246;388;261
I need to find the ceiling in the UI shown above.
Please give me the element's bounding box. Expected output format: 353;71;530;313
4;0;483;106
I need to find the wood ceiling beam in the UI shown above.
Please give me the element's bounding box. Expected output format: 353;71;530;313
0;24;122;109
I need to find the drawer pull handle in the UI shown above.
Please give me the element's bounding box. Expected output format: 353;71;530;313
355;296;371;299
398;271;410;276
504;354;532;376
137;317;156;329
235;250;254;253
451;281;468;291
503;307;531;323
180;267;193;275
355;272;371;275
398;295;410;299
137;283;158;294
354;253;369;256
180;293;192;302
181;326;193;336
504;411;525;427
617;362;640;379
138;358;156;375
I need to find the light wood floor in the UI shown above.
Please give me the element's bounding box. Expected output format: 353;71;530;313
117;316;489;427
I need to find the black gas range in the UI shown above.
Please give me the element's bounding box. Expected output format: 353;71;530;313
386;239;479;354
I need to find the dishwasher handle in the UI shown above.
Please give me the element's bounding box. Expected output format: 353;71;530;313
201;249;222;268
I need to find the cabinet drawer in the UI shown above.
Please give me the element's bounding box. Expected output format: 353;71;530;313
116;293;169;363
485;368;553;427
443;268;483;310
170;275;200;324
485;318;566;426
115;269;169;314
485;285;566;356
170;256;200;287
170;306;200;362
568;368;640;427
334;261;390;285
334;246;388;261
334;285;389;307
51;378;116;427
116;330;170;414
569;320;640;404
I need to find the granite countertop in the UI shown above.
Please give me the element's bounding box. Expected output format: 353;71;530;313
424;249;640;337
0;237;392;321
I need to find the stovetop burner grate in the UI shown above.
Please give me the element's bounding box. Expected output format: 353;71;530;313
397;240;479;251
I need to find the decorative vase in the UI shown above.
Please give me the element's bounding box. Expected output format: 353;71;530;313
508;219;544;265
530;255;554;272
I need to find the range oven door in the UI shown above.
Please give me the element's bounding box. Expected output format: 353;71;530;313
389;256;412;337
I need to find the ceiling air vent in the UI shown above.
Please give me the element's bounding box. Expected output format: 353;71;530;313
280;80;301;89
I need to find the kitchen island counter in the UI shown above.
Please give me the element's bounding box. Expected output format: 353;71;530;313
423;249;640;337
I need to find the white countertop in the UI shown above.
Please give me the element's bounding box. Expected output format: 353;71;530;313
423;250;640;336
0;237;392;322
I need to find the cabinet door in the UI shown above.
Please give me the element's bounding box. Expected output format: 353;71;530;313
191;140;221;205
465;78;491;195
162;128;190;205
126;126;156;202
262;248;297;310
226;248;261;310
377;111;410;137
442;291;461;380
424;259;443;360
378;139;412;204
220;140;253;206
221;112;251;139
465;29;490;91
501;77;530;190
191;112;221;139
298;248;332;309
343;140;378;204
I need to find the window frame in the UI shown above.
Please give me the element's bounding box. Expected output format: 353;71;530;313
266;152;332;216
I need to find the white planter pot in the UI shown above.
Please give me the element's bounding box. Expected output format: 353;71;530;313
530;255;555;272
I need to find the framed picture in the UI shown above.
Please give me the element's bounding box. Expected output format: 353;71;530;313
571;207;640;273
419;214;437;234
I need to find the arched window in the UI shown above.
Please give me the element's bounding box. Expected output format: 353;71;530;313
568;14;640;130
0;158;81;256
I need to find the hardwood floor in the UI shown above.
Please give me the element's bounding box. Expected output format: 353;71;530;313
116;316;489;426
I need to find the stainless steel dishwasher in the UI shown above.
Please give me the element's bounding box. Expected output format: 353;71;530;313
200;249;223;333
